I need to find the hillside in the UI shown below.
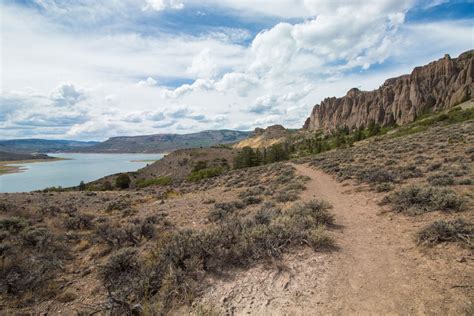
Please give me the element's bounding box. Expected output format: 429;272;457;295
76;130;251;153
0;139;98;154
87;147;238;190
305;50;474;132
234;125;290;149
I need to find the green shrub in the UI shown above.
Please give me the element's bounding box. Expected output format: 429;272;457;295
136;177;172;188
427;173;455;186
0;217;28;234
243;196;262;205
0;218;69;304
458;178;473;185
208;201;245;222
99;248;147;312
383;185;465;215
106;199;131;212
375;183;394;192
116;174;131;189
417;219;473;247
64;214;95;230
193;161;208;172
275;190;299;202
357;168;395;183
95;219;155;247
78;181;86;191
188;167;224;182
102;181;113;191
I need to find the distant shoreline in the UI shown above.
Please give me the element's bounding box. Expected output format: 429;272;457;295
0;157;67;176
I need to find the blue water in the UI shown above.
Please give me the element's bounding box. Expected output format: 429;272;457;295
0;153;164;193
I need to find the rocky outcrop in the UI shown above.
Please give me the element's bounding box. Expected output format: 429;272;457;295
305;50;474;132
235;125;289;149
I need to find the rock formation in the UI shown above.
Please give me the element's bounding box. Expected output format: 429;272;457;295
305;50;474;132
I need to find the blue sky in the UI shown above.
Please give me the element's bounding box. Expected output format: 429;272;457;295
1;0;473;140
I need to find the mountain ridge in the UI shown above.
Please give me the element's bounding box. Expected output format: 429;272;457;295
0;139;98;154
304;50;474;132
75;129;252;153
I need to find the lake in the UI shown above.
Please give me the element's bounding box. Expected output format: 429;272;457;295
0;153;164;193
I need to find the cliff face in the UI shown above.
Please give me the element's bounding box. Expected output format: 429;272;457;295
305;50;474;132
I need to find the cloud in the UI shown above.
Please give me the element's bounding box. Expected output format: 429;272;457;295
143;0;184;11
50;83;86;107
122;112;144;123
248;88;312;114
136;77;158;87
167;107;190;119
166;107;210;122
147;110;166;121
14;112;89;127
248;95;279;114
186;49;218;79
152;120;176;128
205;27;252;44
250;23;297;75
162;79;214;98
0;95;28;121
214;72;258;97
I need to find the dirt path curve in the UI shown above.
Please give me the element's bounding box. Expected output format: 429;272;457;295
198;164;471;315
293;163;470;315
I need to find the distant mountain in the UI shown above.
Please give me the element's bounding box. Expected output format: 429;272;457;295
0;139;98;154
76;130;252;153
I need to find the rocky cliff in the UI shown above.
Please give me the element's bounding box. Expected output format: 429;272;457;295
304;50;474;132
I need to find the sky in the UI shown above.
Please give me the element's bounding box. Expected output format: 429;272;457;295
1;0;473;141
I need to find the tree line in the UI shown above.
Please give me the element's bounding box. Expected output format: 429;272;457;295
234;121;384;169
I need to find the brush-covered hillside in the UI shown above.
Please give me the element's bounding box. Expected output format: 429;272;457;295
0;100;472;314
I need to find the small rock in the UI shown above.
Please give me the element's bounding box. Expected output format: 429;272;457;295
456;257;466;263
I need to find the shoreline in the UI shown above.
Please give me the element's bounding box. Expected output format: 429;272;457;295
0;158;68;176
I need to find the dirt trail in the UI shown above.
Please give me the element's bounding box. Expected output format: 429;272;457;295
293;163;471;315
198;164;472;315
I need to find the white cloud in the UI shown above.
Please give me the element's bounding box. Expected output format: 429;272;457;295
49;83;86;107
162;79;214;98
215;72;258;96
250;23;297;75
136;77;158;87
186;49;218;79
143;0;184;11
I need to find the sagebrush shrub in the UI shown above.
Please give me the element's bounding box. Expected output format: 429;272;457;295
101;200;335;312
427;173;455;186
383;185;465;215
417;219;473;247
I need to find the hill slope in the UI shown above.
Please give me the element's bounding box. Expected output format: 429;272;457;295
234;125;290;149
305;50;474;132
77;130;251;153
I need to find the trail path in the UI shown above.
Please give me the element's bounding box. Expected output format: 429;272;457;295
292;163;471;315
199;164;472;315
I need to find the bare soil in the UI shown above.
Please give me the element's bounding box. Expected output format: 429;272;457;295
197;163;473;315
